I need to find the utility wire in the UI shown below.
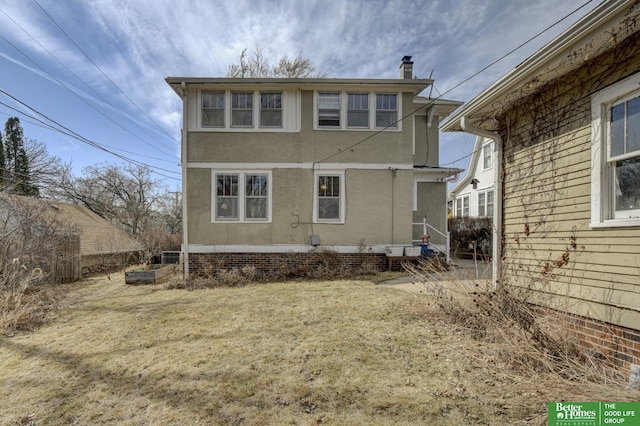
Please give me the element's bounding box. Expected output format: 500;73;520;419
0;10;177;159
316;0;596;167
31;0;178;144
0;89;180;181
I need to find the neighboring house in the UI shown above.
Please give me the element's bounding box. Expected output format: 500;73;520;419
166;57;462;276
448;136;495;218
441;0;640;367
0;194;142;281
49;201;143;275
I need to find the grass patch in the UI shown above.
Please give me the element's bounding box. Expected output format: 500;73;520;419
1;272;637;425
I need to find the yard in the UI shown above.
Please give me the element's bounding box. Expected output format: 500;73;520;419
0;270;635;425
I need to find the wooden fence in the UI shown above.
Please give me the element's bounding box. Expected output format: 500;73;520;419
53;234;81;283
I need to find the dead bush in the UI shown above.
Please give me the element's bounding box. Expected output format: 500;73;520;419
405;261;627;386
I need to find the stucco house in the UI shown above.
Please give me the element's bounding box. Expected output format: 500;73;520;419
166;57;462;277
448;136;495;218
441;0;640;367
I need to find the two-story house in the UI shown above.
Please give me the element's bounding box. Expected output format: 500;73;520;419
448;136;495;218
166;57;462;277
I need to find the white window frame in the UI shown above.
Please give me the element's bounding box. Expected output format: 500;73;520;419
375;93;398;129
260;92;283;128
347;93;369;128
486;190;494;218
591;72;640;228
478;192;486;217
455;195;469;218
482;142;493;170
202;91;225;128
231;91;254;127
313;170;346;224
212;170;272;223
314;91;401;131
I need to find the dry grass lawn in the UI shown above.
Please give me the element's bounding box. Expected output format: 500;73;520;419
0;271;636;425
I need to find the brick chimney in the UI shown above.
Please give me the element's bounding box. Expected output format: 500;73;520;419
400;56;413;79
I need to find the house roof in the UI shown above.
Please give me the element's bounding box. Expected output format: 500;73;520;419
166;77;433;96
448;135;486;198
0;194;142;256
441;0;639;132
48;201;143;256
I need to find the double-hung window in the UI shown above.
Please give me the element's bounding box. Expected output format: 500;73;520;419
483;142;493;169
347;93;369;127
486;190;494;218
478;192;486;217
260;92;282;127
455;196;469;218
202;91;225;127
315;173;344;223
591;73;640;226
231;92;253;127
318;92;341;127
376;94;398;128
214;171;271;222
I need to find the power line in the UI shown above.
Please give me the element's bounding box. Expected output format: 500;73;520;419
0;89;180;180
315;0;596;167
0;9;177;159
31;0;178;145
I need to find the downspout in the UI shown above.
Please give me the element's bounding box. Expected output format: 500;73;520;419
180;81;189;279
460;117;502;290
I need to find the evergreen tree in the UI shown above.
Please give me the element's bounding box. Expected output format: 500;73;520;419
3;117;37;196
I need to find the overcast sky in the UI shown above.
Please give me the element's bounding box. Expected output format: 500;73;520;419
0;0;598;188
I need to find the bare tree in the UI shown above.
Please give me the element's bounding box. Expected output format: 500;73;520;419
56;163;160;237
227;48;323;78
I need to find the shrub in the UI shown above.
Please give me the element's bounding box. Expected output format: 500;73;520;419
448;217;492;258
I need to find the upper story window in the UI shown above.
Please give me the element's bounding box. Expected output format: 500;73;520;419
213;171;271;222
315;91;401;131
591;73;640;227
260;92;282;127
478;190;494;217
347;93;369;127
318;92;341;127
231;92;253;127
202;91;225;127
376;94;398;128
483;142;493;170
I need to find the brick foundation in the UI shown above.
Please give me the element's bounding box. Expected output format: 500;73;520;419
187;251;413;279
534;306;640;368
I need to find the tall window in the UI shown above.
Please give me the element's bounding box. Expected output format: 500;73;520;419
455;196;469;217
214;172;270;222
483;143;492;169
317;175;341;221
318;92;340;127
202;91;225;127
376;94;397;128
215;174;238;220
486;190;494;218
231;92;253;127
347;93;369;127
591;74;640;226
245;174;268;220
260;92;282;127
478;192;486;217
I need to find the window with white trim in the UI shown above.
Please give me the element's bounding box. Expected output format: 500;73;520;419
260;92;282;127
347;93;369;127
231;92;253;127
314;172;345;223
455;195;469;218
483;142;493;170
318;92;341;127
478;192;486;217
591;73;640;226
376;93;398;128
213;171;271;222
202;91;225;127
486;190;494;218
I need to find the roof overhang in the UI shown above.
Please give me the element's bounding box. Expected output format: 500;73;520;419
166;77;433;97
441;0;639;132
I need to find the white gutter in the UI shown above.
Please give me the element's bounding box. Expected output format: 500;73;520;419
461;117;502;290
180;81;189;278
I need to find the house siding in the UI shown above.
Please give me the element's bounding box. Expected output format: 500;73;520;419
498;31;640;364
